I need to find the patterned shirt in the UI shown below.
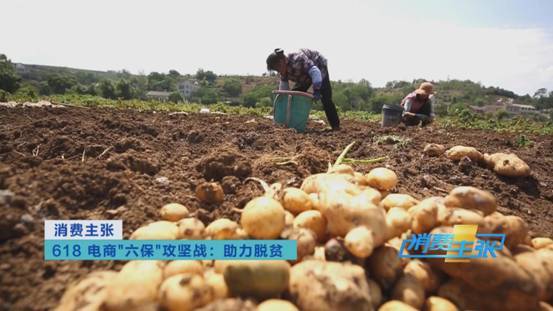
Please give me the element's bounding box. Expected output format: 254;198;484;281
281;49;328;87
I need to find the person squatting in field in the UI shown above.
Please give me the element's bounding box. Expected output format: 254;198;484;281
266;48;340;130
401;82;436;126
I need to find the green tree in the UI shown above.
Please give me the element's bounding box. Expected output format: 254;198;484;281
98;80;116;99
169;92;183;103
116;79;133;99
0;54;20;93
221;78;241;97
47;74;76;94
196;69;217;84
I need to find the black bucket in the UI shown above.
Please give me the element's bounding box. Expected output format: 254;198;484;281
382;104;403;127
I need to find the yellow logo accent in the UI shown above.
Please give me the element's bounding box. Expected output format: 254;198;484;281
445;224;478;263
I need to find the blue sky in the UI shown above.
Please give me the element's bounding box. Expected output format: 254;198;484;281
1;0;552;95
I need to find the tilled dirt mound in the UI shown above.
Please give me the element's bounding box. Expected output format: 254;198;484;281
1;106;552;310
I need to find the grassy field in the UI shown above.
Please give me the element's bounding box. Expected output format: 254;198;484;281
6;93;553;135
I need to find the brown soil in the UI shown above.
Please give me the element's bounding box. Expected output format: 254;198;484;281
1;106;552;310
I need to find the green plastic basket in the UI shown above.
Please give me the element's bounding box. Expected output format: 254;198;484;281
272;90;313;133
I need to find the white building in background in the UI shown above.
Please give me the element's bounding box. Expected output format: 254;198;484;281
505;103;536;114
177;79;199;100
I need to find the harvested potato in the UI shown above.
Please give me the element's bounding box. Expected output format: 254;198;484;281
481;213;529;248
423;296;458;311
385;207;412;238
445;146;483;162
159;274;213;311
160;203;189;221
205;270;228;299
328;164;355;175
366;167;398;191
289;260;372;311
257;299;299;311
444;186;496;215
131;221;178;240
56;271;117;311
309;193;321;211
440;207;485;227
205;219;241;240
378;300;417;311
281;187;312;215
532;237;553;249
515;248;553;301
196;298;257;311
430;248;539;299
241;196;286;239
484;152;531;177
301;173;360;195
367;246;403;290
318;189;388;240
293;210;327;242
381;193;419;210
164;260;203;279
103;261;164;311
283;228;316;262
438;278;540;311
392;274;426;309
408;197;444;233
223;260;290;299
353;171;370;185
345;226;374;258
324;238;354;262
367;279;383;309
404;260;442;294
176;218;205;239
540;302;553;311
423;143;446;157
196;182;225;204
284;210;295;230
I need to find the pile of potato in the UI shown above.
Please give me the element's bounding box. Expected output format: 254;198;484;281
56;164;552;311
424;144;532;177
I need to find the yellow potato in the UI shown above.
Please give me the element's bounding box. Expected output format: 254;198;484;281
204;270;228;299
281;187;312;215
444;186;496;215
293;210;327;242
404;260;442;294
164;260;203;279
328;164;355;175
160;203;189;221
104;261;164;311
344;226;374;258
176;218;205;239
381;193;419;210
367;246;403;290
130;221;178;240
257;299;299;311
408;197;443;234
366;167;398;191
385;207;412;239
205;219;241;240
445;146;483;162
484;152;531;177
241;196;285;239
391;274;426;309
423;143;446;157
367;279;383;309
532;237;553;249
55;271;117;311
158;274;213;311
423;296;459;311
378;300;418;311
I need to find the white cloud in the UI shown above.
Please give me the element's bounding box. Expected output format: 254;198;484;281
0;0;552;95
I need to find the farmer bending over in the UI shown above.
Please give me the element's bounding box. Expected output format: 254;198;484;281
401;82;435;126
266;48;340;130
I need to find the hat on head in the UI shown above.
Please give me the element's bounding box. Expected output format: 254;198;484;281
415;82;434;96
